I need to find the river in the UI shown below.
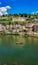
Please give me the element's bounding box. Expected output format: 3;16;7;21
0;35;38;65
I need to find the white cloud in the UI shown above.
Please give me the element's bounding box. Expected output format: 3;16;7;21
0;12;2;16
0;6;11;16
6;6;11;9
5;12;8;14
0;7;7;12
32;11;38;14
3;12;8;15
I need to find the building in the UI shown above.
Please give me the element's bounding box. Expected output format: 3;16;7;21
25;23;34;32
12;17;26;22
33;22;38;32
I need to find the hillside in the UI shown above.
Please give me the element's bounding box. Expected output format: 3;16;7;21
0;13;38;25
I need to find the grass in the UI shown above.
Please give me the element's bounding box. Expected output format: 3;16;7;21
0;20;26;25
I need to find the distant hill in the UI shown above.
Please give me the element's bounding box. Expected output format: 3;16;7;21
0;14;38;25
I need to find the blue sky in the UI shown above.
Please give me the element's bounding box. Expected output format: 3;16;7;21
0;0;38;14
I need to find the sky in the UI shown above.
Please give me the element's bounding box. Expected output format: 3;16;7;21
0;0;38;15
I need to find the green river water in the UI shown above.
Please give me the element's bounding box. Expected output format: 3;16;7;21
0;35;38;65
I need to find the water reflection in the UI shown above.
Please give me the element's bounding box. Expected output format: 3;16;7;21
0;35;38;65
0;35;38;49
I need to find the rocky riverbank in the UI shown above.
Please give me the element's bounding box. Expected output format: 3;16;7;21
0;23;38;38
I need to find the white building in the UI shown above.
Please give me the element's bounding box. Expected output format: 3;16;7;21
12;17;26;22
